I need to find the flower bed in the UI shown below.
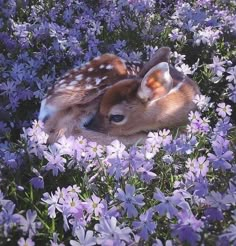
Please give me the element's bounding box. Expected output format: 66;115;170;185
0;1;236;245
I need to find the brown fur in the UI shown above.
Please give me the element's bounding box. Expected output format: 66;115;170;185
42;47;200;145
87;64;200;137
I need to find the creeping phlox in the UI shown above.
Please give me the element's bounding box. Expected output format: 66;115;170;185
0;1;235;245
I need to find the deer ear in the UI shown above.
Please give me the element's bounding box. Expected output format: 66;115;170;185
137;62;173;102
139;47;171;77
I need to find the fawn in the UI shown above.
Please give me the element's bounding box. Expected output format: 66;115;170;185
39;47;200;145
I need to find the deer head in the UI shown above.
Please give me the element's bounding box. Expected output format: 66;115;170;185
38;53;143;123
86;61;200;136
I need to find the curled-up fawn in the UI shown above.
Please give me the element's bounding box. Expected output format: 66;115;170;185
39;47;200;145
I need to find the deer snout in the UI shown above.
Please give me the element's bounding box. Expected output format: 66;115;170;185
85;113;107;133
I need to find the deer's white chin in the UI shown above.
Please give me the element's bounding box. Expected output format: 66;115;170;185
38;99;57;122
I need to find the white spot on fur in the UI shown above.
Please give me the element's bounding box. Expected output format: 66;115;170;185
72;68;79;72
106;64;113;70
69;80;78;86
59;83;67;88
99;64;105;69
85;84;94;89
88;67;94;72
75;74;83;81
95;77;102;85
38;99;57;121
94;56;101;61
102;76;108;80
66;85;76;90
58;79;65;85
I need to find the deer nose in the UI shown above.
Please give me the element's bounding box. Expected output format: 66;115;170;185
85;113;106;133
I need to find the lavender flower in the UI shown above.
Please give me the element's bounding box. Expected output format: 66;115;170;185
18;238;35;246
30;175;44;189
86;194;105;217
41;192;62;218
193;156;209;177
50;232;65;246
193;94;211;112
216;103;232;118
106;140;127;159
86;142;104;159
206;191;234;211
18;210;41;237
95;216;132;245
228;83;236;103
43;146;66;176
221;224;236;243
208;137;233;170
115;184;144;218
70;226;96;246
208;56;226;77
132;208;156;240
154;189;188;219
226;66;236;83
0;201;21;236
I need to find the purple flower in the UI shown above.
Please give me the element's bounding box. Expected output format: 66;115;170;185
86;142;104;159
153;239;173;246
193;94;211;112
154;189;188;219
132;208;157;240
187;111;210;134
204;207;223;222
44;146;66;176
50;232;65;246
18;237;35;246
70;226;96;246
193;156;209;177
107;157;128;180
208;56;226;77
216;103;232;118
0;190;10;206
168;28;185;42
63;196;83;215
86;194;105;217
208;137;233;170
145;132;162;159
221;224;236;243
55;136;75;156
115;184;144;218
137;161;157;183
171;210;203;246
226;66;236;83
30;176;44;189
213;117;232;137
171;224;200;246
228;83;236;103
41;192;62;218
106;140;127;159
206;191;234;211
0;201;21;236
18;210;41;237
193;27;221;46
95;216;132;245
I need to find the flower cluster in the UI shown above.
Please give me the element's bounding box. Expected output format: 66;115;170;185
0;0;235;245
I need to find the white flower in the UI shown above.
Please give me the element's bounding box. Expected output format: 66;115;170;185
193;94;211;112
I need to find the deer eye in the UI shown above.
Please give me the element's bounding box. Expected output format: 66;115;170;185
109;114;125;123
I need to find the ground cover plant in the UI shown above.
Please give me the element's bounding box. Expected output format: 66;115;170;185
0;0;236;245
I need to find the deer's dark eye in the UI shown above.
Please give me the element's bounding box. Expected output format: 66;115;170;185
109;114;125;123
